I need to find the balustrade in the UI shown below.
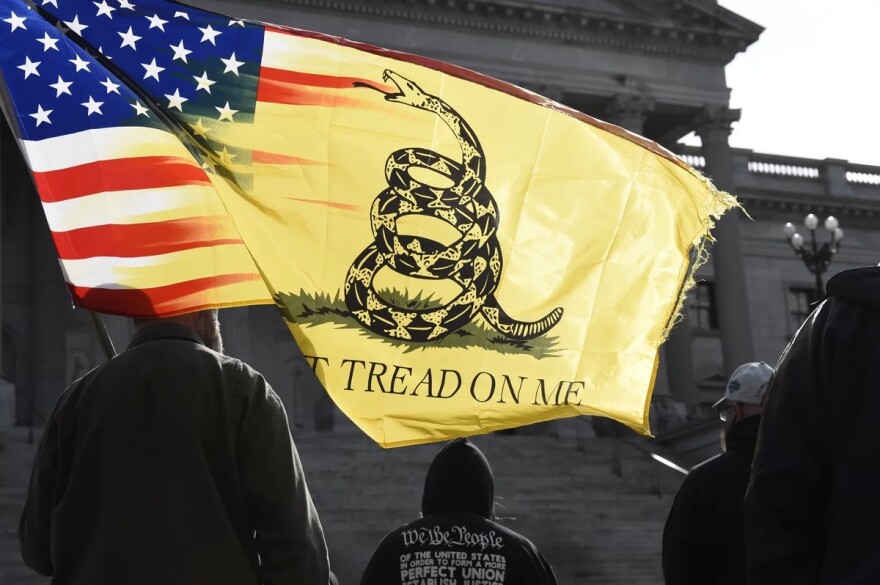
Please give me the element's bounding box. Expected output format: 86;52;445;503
676;145;880;197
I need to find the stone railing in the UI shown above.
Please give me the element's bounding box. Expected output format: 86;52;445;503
677;152;705;170
747;158;820;179
675;145;880;201
846;164;880;185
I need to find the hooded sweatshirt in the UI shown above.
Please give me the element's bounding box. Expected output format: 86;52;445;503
745;267;880;584
360;438;557;585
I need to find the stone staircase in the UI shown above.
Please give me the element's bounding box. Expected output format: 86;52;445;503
0;428;50;585
296;420;683;584
1;422;683;584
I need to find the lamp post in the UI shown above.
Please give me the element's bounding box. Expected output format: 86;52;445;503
783;213;844;301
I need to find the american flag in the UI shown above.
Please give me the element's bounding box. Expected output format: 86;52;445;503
0;0;490;319
0;0;273;315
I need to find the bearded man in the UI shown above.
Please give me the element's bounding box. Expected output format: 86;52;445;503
19;309;331;585
662;362;774;585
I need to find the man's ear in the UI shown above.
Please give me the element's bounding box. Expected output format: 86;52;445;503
734;403;745;421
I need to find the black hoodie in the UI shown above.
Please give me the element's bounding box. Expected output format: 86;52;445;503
745;267;880;584
361;439;557;585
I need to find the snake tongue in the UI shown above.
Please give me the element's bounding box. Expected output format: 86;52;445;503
382;71;407;100
352;80;393;97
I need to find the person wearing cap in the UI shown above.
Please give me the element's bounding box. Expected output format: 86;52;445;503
662;362;774;585
360;438;558;585
745;266;880;584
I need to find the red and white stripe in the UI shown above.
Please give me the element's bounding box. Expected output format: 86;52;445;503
20;126;271;317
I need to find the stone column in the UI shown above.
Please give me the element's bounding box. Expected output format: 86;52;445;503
821;158;854;197
696;106;754;374
604;94;655;136
663;314;700;404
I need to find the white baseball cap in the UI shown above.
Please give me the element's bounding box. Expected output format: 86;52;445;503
712;361;775;409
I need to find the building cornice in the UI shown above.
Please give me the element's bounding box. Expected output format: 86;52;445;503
736;192;880;222
272;0;759;62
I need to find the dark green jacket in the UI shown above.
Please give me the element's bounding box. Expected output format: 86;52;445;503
19;322;329;585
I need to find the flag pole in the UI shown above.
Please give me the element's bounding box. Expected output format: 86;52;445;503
89;310;118;360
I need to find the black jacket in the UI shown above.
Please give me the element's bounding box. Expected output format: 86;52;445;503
360;438;558;585
662;415;761;585
745;267;880;584
19;322;330;585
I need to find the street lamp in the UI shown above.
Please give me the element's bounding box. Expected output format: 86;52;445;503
783;213;844;301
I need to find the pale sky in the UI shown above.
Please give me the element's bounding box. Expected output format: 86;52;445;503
681;0;880;166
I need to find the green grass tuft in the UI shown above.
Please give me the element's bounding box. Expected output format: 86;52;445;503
274;289;560;359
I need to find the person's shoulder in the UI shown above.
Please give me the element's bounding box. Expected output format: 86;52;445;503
381;521;412;539
233;357;264;381
485;518;543;552
683;450;751;491
674;453;732;492
53;361;107;410
485;519;556;580
125;338;270;394
687;452;726;476
121;333;230;367
233;358;285;403
173;344;263;387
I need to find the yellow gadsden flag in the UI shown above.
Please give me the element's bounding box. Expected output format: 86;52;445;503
0;0;735;446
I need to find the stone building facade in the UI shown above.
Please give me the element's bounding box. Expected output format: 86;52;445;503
2;0;880;451
4;1;880;582
653;148;880;459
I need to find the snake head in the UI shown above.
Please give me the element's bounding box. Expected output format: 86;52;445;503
382;70;430;107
